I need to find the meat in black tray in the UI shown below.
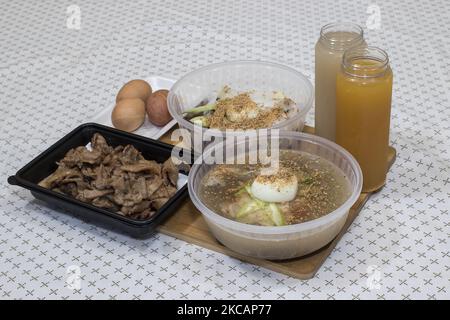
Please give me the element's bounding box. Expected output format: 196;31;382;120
8;123;190;238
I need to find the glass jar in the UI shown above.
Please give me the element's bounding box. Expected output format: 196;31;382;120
336;46;393;192
315;22;365;142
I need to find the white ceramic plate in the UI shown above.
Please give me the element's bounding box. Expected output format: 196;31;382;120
92;76;177;140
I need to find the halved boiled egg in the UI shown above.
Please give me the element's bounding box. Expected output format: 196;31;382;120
225;103;259;122
250;169;298;203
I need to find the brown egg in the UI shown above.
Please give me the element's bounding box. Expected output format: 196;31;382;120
111;98;146;132
146;91;172;126
152;89;169;98
116;79;152;102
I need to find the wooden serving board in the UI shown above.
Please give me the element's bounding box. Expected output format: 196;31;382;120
157;126;396;280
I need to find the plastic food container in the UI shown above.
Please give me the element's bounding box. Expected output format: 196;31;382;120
188;131;363;260
7;123;189;238
168;60;314;143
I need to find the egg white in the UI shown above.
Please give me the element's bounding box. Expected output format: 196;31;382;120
251;172;298;203
225;104;259;122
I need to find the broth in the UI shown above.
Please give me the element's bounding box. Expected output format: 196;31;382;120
336;57;393;192
199;150;351;226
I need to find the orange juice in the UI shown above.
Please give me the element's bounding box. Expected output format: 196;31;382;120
336;47;393;192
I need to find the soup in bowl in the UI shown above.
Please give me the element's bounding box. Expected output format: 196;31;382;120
188;132;362;260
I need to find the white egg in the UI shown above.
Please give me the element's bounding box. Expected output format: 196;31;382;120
272;90;286;101
251;170;298;203
225;103;259;122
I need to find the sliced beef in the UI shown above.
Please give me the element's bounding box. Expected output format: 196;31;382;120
91;133;113;155
92;164;112;189
60;146;103;167
130;209;155;220
121;145;144;164
102;145;124;165
92;196;119;211
121;160;161;175
58;182;78;198
124;176;148;203
162;158;178;186
39;133;186;220
38;167;83;189
81;166;97;179
120;200;151;215
150;183;174;199
151;198;170;210
146;176;163;197
82;188;113;200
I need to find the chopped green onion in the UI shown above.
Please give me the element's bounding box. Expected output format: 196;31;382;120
236;184;286;226
190;116;209;127
236;200;260;218
244;185;266;207
183;104;216;114
268;203;285;226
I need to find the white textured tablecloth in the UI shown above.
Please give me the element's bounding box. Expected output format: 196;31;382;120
0;0;449;300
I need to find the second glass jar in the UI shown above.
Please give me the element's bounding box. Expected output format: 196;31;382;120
336;46;393;192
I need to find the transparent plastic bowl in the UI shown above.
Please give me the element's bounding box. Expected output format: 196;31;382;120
188;132;363;260
168;60;314;141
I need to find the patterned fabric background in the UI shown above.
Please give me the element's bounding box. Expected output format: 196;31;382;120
0;0;449;299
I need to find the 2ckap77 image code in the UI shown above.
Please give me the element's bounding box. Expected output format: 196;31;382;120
177;303;272;318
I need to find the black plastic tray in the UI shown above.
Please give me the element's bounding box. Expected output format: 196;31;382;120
7;123;189;238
